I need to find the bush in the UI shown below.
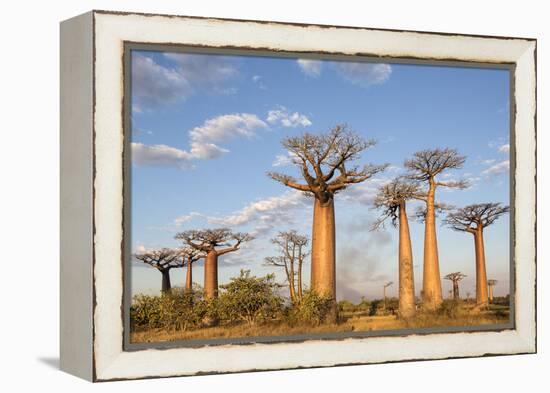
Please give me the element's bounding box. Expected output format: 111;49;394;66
287;290;335;326
437;299;461;318
130;288;208;332
217;270;284;326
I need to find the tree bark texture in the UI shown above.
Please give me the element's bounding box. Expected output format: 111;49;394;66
398;202;416;318
161;269;171;294
204;251;219;299
311;197;337;322
422;181;443;310
311;198;336;297
185;260;193;292
474;227;489;306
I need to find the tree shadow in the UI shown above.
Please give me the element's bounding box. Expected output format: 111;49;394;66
37;357;59;370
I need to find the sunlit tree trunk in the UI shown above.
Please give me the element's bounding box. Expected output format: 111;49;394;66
453;281;460;300
161;269;171;294
398;202;416;318
204;250;218;299
297;259;303;300
311;197;337;322
474;227;488;306
185;260;193;292
422;180;443;310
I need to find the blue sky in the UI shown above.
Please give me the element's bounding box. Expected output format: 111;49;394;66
130;49;511;302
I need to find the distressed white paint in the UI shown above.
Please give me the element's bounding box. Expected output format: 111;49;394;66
90;11;536;381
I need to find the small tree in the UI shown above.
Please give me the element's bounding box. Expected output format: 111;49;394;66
383;281;394;310
217;270;283;326
134;248;182;293
405;148;468;310
177;246;205;292
444;272;466;300
372;178;423;318
487;279;498;303
175;229;252;299
444;203;509;306
265;230;310;303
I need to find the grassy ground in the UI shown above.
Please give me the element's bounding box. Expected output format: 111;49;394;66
130;303;510;343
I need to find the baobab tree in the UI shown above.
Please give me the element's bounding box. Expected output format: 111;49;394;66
405;148;468;310
268;124;387;320
177;247;205;292
444;203;509;307
444;272;466;300
133;248;182;293
487;279;498;303
372;178;423;319
175;228;252;299
264;230;310;303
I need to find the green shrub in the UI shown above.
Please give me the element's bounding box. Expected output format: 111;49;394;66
287;290;335;326
437;299;461;318
130;294;163;330
130;288;208;332
217;270;284;326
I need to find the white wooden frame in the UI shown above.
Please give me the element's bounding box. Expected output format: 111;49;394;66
60;10;536;382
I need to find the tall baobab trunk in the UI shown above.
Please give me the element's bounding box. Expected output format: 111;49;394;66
474;227;488;306
453;281;460;300
398;202;416;318
185;259;193;292
311;197;337;322
204;250;219;299
422;181;443;310
161;270;171;294
297;259;303;300
488;284;494;302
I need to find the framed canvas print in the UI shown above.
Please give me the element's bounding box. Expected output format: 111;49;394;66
60;10;537;382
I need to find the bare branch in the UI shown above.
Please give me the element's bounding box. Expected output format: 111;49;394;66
175;228;253;255
134;248;182;271
268;124;386;201
443;203;509;232
371;178;423;229
404;148;466;182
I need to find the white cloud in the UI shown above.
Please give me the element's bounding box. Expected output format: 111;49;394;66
207;191;309;237
132;53;238;108
482;160;510;176
334;62;392;87
133;113;268;169
252;75;267;89
132;55;191;106
266;106;312;128
131;142;193;169
297;59;323;77
499;143;510;153
189;113;268;159
272;151;298;167
163;52;238;85
174;212;203;227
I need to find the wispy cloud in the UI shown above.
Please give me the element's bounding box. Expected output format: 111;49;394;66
297;59;323;77
133;113;268;169
334;62;392;87
131;53;238;108
132;143;193;169
189;113;268;159
252;75;267;90
266;106;312;128
482;160;510;176
499;143;510;153
272;151;298;167
132;55;191;107
207;191;309;237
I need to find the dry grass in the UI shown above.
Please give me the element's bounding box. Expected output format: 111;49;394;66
130;304;510;344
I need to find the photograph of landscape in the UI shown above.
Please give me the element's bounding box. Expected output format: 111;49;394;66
127;48;512;344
